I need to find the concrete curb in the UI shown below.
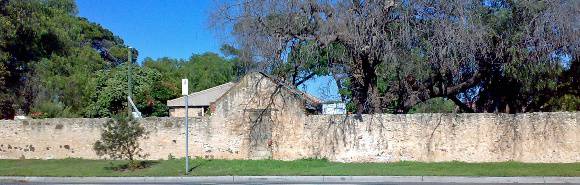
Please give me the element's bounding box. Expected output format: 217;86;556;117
0;176;579;184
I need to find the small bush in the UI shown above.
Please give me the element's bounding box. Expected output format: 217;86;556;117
93;116;149;170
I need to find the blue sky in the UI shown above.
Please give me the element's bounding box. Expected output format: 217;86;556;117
76;0;220;60
75;0;340;101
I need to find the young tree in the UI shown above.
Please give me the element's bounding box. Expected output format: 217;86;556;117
93;117;148;170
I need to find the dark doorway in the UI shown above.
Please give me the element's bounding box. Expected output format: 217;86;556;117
245;108;273;159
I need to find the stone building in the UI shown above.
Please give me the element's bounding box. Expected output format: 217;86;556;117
166;82;235;117
207;72;322;159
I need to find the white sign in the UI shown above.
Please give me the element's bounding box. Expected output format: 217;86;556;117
181;79;188;95
322;103;346;115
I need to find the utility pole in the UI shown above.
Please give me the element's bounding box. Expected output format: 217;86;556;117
127;47;132;118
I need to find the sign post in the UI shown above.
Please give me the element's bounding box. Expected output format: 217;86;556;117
182;79;189;174
127;47;132;118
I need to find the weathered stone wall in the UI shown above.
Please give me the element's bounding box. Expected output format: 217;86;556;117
0;112;577;162
0;117;227;160
209;72;310;160
169;107;205;117
0;72;313;161
299;112;579;163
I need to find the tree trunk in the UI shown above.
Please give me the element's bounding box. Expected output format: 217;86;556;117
332;74;348;102
349;54;382;115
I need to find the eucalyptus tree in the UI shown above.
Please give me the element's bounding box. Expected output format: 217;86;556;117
383;0;489;113
387;0;579;113
212;0;398;114
212;0;579;114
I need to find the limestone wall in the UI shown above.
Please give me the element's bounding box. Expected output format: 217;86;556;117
300;112;579;163
0;117;227;160
169;107;205;117
0;112;578;163
209;72;310;160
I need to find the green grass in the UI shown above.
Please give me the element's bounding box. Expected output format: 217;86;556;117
0;158;579;177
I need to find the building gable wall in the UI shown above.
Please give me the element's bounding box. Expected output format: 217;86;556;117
208;73;310;159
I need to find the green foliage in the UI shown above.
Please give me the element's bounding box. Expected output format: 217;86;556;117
141;53;235;117
44;0;78;15
85;64;165;118
472;1;578;113
1;0;237;119
545;94;580;112
30;100;76;118
2;0;575;118
23;49;235;119
93;117;148;168
409;98;456;114
185;53;235;92
144;52;235;94
277;40;331;81
0;0;129;118
32;47;106;116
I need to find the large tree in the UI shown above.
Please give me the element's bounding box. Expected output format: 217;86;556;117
212;0;397;114
0;0;132;118
385;0;579;113
211;0;579;114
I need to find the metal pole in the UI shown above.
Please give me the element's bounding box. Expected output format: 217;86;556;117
127;47;132;118
184;95;189;174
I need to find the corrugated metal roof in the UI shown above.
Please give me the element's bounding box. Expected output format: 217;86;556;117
167;82;236;107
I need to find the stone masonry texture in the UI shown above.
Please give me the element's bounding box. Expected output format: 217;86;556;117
0;73;578;162
0;113;578;162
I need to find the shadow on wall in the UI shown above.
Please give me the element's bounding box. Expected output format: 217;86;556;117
227;74;309;159
304;112;577;162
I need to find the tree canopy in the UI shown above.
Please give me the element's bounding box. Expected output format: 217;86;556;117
0;0;133;118
0;0;237;119
211;0;579;114
1;0;577;118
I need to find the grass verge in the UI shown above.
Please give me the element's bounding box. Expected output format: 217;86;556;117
0;158;578;177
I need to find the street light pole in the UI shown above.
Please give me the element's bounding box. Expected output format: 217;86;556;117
127;47;132;118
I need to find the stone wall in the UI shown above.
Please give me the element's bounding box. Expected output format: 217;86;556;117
209;72;312;160
300;112;579;163
169;107;205;117
0;112;578;163
0;118;220;160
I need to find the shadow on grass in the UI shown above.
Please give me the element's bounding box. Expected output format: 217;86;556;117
189;159;211;173
105;161;159;172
